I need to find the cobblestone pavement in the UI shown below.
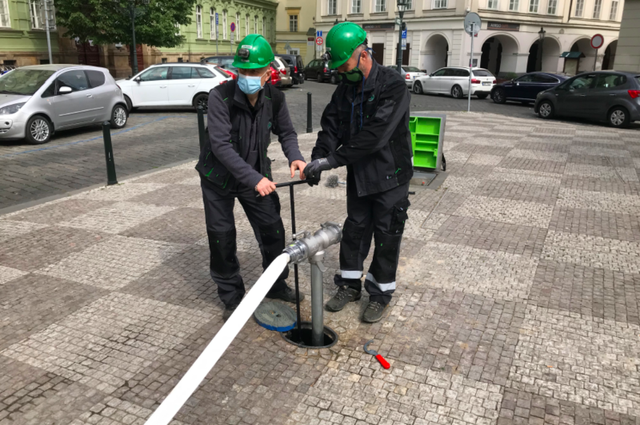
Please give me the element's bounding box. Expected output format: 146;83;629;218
1;113;640;425
2;80;601;212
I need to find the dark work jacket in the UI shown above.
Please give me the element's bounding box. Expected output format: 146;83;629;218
311;60;413;197
196;81;304;195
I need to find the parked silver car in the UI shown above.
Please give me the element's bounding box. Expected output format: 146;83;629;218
0;64;128;145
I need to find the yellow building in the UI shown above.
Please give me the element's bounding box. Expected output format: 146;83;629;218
275;0;317;65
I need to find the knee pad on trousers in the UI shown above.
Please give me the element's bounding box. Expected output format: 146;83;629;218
368;231;403;288
340;218;368;270
258;220;286;261
207;228;239;279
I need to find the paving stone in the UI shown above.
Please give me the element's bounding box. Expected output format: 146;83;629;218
0;220;48;245
564;164;638;182
507;150;567;162
548;208;640;242
454;196;554;228
1;292;214;395
72;183;167;202
39;235;185;290
510;305;640;415
498;157;566;174
6;199;116;225
529;260;640;326
487;168;562;187
121;207;207;245
0;265;26;285
473;180;560;205
557;189;640;214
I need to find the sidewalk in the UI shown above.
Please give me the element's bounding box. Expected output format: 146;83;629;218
1;113;640;425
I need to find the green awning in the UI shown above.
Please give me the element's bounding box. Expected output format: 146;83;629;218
561;51;585;59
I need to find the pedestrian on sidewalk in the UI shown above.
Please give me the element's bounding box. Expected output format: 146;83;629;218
303;22;413;323
196;34;307;320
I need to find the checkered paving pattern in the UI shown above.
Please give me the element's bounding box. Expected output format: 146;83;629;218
0;113;639;424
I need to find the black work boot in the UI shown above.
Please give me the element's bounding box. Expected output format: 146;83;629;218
266;285;305;303
223;303;239;322
325;287;361;312
362;301;387;323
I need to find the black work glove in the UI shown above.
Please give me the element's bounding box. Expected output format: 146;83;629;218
304;158;332;186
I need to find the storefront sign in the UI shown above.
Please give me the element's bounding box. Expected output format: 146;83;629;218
363;23;395;31
487;22;520;31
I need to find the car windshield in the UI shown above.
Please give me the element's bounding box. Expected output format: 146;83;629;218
635;76;640;85
472;69;493;77
0;69;55;95
404;67;421;72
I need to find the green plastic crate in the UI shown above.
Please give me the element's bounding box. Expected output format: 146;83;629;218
409;116;443;170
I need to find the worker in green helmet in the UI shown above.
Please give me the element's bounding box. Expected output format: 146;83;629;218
196;34;307;320
303;22;413;323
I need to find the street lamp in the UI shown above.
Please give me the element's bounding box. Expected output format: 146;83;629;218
396;0;409;73
537;27;546;72
116;0;150;76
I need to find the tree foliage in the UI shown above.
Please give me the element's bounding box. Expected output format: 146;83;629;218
55;0;196;48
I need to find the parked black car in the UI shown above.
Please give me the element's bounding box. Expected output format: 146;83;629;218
491;72;567;104
275;54;304;85
304;59;339;84
534;71;640;128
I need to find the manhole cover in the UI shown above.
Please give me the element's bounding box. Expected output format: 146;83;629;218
254;301;297;332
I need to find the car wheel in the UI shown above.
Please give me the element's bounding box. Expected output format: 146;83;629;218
304;73;308;81
193;93;209;112
318;74;324;83
538;100;554;119
110;104;128;129
492;88;506;104
25;115;53;145
330;74;338;84
477;93;488;100
413;81;423;95
451;85;463;99
124;95;137;113
608;106;630;128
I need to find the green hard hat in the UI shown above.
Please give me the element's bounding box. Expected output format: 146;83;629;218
325;22;367;69
232;34;275;69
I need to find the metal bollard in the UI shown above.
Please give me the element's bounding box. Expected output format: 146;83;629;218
306;92;312;133
197;105;206;152
102;122;117;185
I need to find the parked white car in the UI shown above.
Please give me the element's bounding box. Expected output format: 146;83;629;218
412;67;496;99
117;63;228;111
272;57;293;88
387;65;427;89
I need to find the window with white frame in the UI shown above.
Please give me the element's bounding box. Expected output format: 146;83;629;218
289;14;298;32
374;0;386;12
0;0;11;28
245;15;249;36
196;6;202;38
575;0;584;16
328;0;337;14
487;0;498;9
528;0;539;12
223;10;227;39
30;0;56;30
547;0;557;14
351;0;361;13
433;0;448;8
609;0;618;19
210;8;216;39
592;0;602;18
254;16;258;33
405;0;413;9
262;16;265;35
509;0;519;10
175;23;180;36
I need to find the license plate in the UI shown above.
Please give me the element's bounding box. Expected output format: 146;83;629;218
482;82;491;86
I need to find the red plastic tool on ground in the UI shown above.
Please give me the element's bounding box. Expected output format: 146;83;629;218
364;340;390;369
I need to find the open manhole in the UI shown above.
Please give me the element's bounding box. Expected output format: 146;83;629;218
281;322;338;349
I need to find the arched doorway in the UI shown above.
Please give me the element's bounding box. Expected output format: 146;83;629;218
526;37;561;73
569;38;594;73
422;34;448;74
602;40;617;70
480;34;519;77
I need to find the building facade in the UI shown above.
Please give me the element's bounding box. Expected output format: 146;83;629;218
613;0;639;72
314;0;622;77
0;0;77;68
275;0;317;65
157;0;278;63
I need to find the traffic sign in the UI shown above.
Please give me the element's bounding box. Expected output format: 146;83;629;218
230;22;236;32
591;33;604;49
401;30;407;39
316;37;323;46
215;12;218;25
317;30;322;37
464;13;481;36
